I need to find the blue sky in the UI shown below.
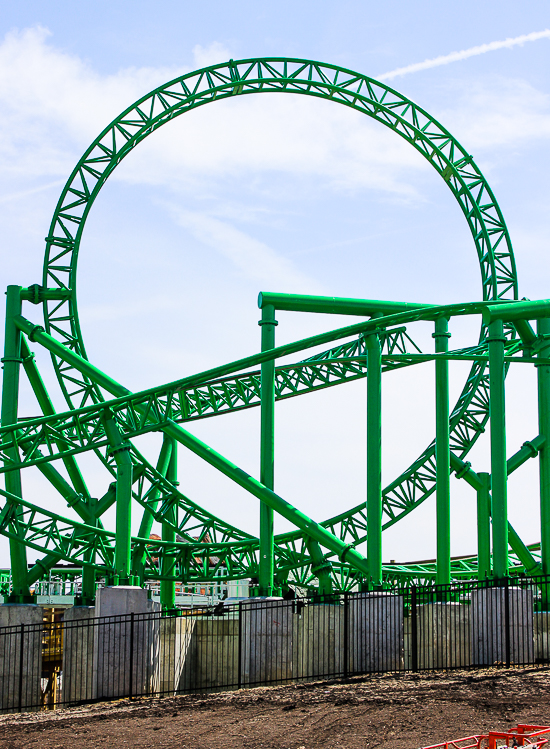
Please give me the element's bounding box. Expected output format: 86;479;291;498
1;2;550;569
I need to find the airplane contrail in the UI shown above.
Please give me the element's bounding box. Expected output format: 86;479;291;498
0;179;64;204
378;29;550;81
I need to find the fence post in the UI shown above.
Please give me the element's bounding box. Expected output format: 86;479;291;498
411;586;418;673
343;592;349;679
129;613;135;699
504;577;511;668
18;622;24;712
237;601;242;689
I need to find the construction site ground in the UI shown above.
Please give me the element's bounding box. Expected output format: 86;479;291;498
0;666;549;749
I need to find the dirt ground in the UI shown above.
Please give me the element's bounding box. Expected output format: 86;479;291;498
0;667;549;749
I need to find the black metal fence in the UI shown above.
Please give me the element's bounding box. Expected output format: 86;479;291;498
1;574;550;713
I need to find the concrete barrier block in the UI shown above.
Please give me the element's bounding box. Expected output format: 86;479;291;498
0;604;43;712
94;586;159;700
293;603;344;680
241;600;293;686
417;602;470;669
534;611;550;663
348;592;404;673
62;605;96;704
471;587;534;666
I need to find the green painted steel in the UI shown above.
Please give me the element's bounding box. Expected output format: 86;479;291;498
434;317;451;586
483;300;550;324
476;473;492;579
160;440;178;609
1;287;28;599
538;318;550;577
366;329;382;589
102;409;134;583
488;319;508;579
259;304;277;596
451;443;541;576
132;436;173;582
5;56;550;598
258;292;435;316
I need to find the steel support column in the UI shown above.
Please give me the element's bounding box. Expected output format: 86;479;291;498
1;286;28;599
488;319;508;579
434;317;451;586
305;538;333;595
131;436;173;582
102;410;133;584
366;330;382;589
160;439;178;610
477;472;491;579
259;304;277;596
538;318;550;577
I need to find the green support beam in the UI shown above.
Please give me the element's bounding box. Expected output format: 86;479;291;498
483;299;550;324
476;472;492;579
434;317;451;586
488;319;508;579
305;538;333;594
451;444;543;575
102;409;133;584
538;318;550;577
366;329;382;589
1;286;28;600
258;291;434;316
132;437;173;582
20;286;71;303
259;304;277;596
160;439;177;610
513;319;537;348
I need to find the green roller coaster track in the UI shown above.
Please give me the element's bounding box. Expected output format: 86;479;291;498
2;56;549;605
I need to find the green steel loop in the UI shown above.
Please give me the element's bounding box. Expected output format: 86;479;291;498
30;57;518;588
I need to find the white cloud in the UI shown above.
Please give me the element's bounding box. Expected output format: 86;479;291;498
438;77;550;150
9;26;547;203
192;42;232;69
0;26;183;178
114;92;426;197
0;25;428;199
1;27;550;204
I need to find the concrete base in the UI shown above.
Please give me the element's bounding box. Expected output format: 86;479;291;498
404;615;412;670
240;599;293;686
159;616;195;695
95;586;160;700
534;612;550;663
179;618;240;693
96;585;149;617
348;592;404;673
293;603;344;680
62;606;96;704
417;603;470;669
0;604;43;712
471;587;534;666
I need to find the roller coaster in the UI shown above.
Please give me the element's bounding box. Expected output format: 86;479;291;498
1;57;550;607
